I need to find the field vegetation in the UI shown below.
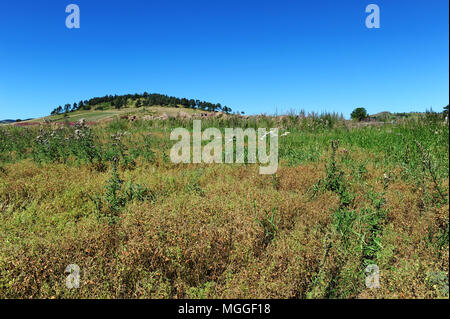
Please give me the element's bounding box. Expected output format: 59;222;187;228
0;105;448;299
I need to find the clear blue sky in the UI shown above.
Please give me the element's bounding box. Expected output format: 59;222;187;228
0;0;448;119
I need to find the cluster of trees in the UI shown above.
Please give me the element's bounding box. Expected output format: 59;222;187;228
50;102;85;115
50;93;233;115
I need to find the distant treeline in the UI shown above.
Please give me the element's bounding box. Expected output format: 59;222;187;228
50;93;233;115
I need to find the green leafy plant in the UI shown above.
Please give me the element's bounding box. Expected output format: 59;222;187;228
255;203;280;247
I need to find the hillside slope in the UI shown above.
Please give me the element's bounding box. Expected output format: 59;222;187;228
14;92;231;125
18;105;215;126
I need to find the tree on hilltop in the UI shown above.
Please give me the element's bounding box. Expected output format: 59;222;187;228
64;104;71;113
351;107;368;121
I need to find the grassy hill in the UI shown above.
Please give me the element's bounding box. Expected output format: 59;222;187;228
28;92;232;125
20;105;214;126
